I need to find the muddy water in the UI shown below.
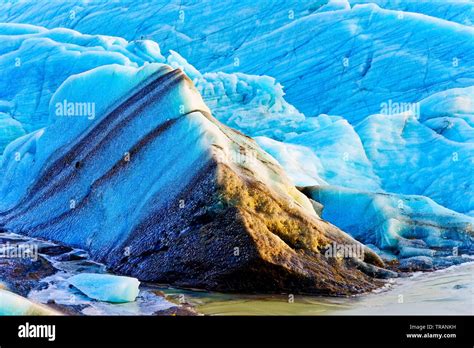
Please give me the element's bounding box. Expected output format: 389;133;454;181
184;263;473;315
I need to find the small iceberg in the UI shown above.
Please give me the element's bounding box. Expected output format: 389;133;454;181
0;289;60;315
68;273;140;303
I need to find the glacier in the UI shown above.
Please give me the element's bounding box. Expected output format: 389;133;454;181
1;1;472;121
301;185;474;267
0;0;472;295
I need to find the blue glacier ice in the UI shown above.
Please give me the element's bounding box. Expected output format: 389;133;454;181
355;94;474;216
255;115;382;191
128;29;473;218
68;273;140;303
2;1;472;122
302;186;474;253
351;0;474;25
0;23;168;152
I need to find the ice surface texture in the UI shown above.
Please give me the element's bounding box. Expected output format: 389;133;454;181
302;186;474;254
0;23;166;152
1;1;472;121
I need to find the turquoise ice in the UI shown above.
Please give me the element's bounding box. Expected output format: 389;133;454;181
68;273;140;303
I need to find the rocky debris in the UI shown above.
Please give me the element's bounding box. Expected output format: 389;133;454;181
153;306;198;316
37;244;73;256
398;256;434;272
0;256;56;297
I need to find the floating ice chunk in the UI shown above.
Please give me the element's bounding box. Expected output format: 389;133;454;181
398;256;434;272
0;289;59;315
68;273;140;303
